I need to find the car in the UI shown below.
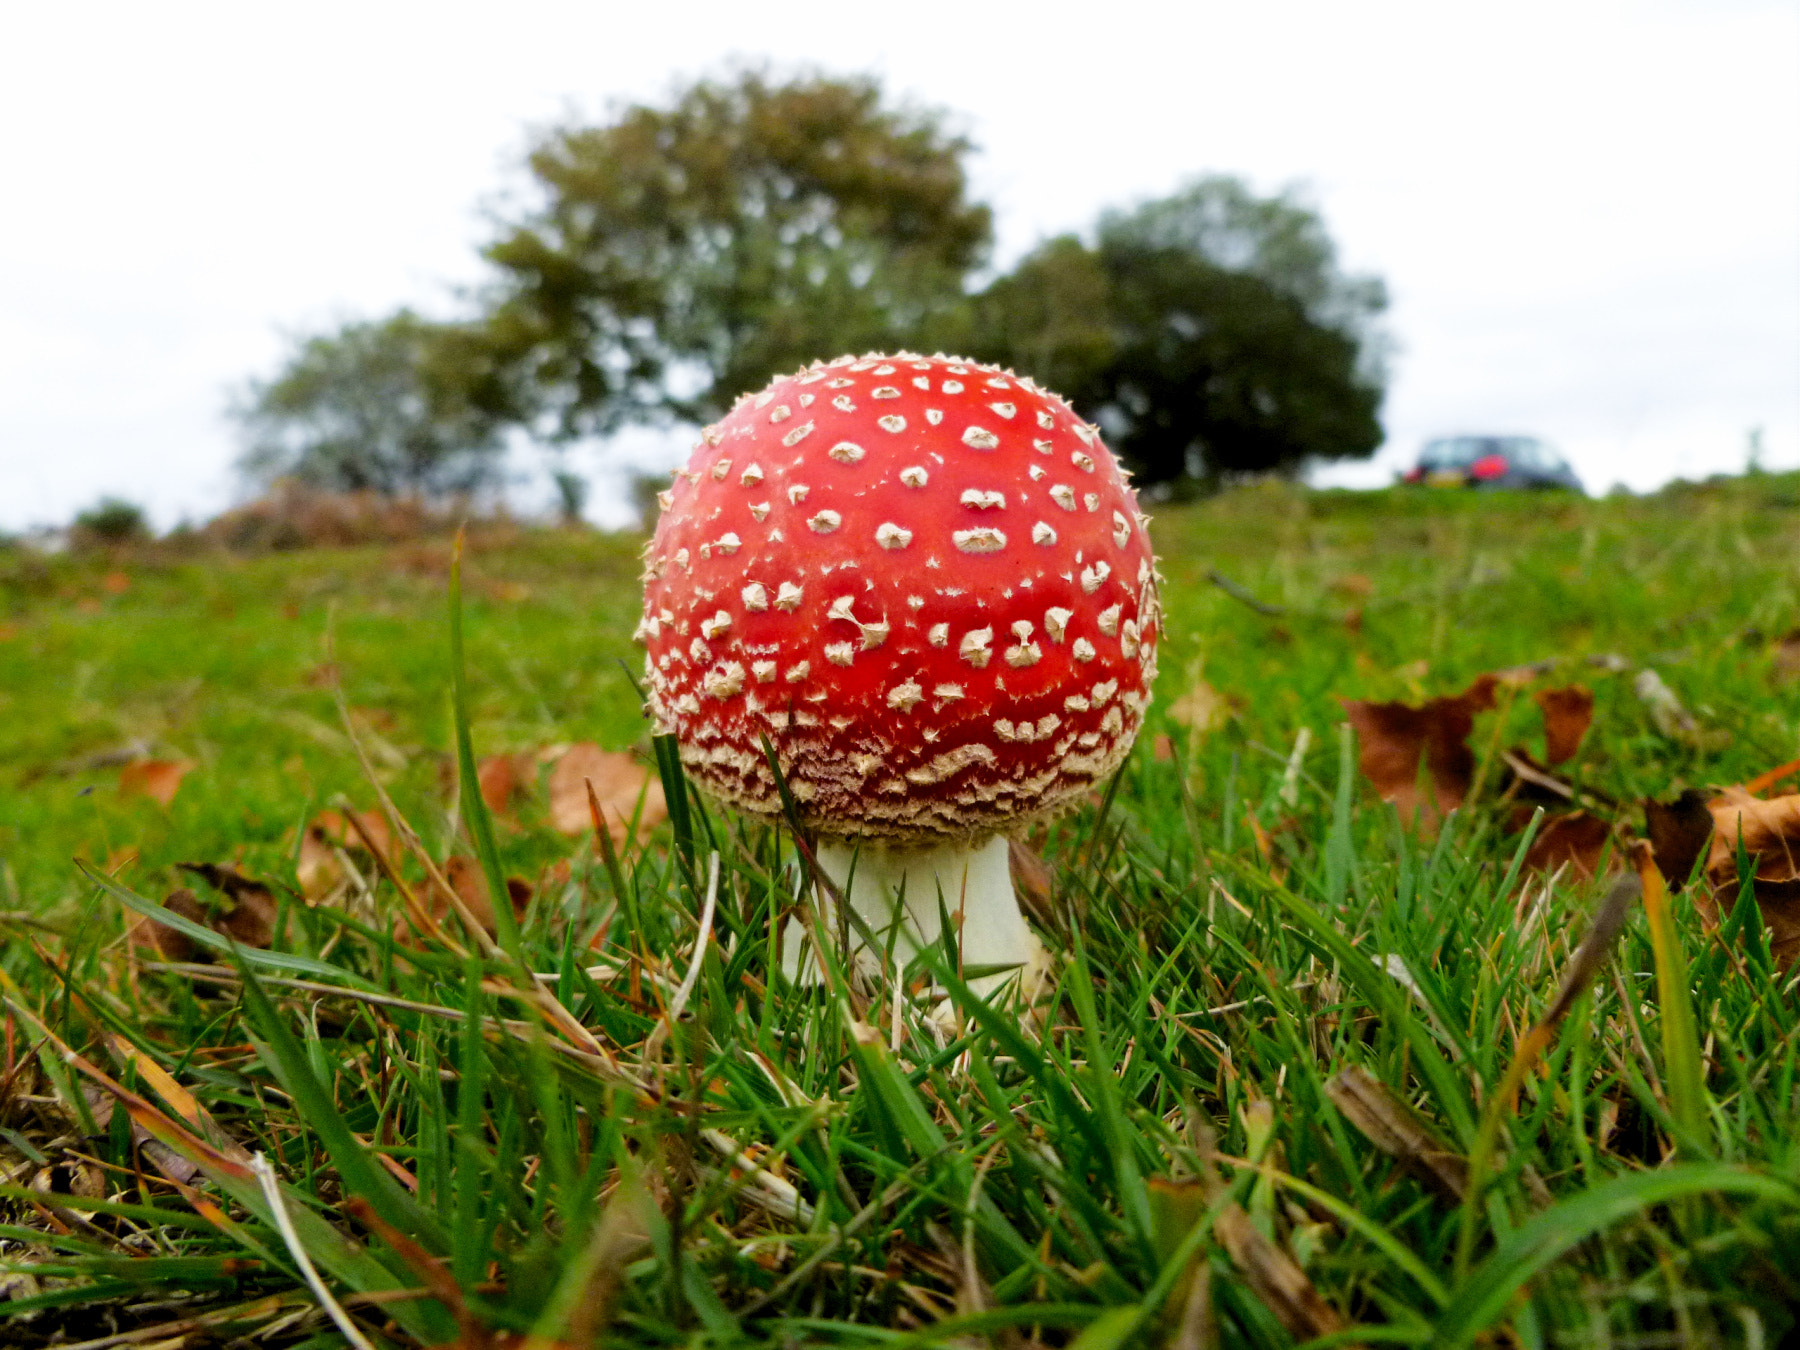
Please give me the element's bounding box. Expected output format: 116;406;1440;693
1402;435;1583;492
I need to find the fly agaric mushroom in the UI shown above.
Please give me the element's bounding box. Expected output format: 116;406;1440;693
638;352;1159;996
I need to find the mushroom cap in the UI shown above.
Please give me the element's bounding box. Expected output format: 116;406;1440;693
638;352;1160;842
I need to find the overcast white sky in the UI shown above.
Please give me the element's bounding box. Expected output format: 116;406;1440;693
2;0;1795;530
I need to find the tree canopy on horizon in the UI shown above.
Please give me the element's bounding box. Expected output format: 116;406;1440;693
235;70;1387;498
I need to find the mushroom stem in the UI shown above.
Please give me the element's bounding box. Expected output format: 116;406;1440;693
782;835;1046;998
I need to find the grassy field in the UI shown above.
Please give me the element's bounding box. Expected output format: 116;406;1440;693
4;476;1800;1346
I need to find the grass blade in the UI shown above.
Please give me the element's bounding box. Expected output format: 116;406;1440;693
448;528;524;961
1635;843;1712;1153
235;962;449;1252
1435;1164;1798;1347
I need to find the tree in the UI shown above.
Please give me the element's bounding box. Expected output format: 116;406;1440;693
479;69;992;438
973;177;1387;486
235;311;508;497
969;236;1116;415
72;497;150;546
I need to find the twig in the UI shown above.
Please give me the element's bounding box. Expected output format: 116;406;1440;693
700;1126;816;1223
251;1152;377;1350
1206;569;1286;617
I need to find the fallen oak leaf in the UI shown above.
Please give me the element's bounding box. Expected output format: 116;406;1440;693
441;856;531;936
127;888;207;962
1341;674;1497;829
1702;787;1800;968
177;863;278;948
118;758;194;808
296;827;343;901
298;808;395;901
1645;790;1713;893
477;752;533;818
1534;685;1594;766
310;808;395;860
1522;811;1616;882
1706;788;1800;875
548;743;666;843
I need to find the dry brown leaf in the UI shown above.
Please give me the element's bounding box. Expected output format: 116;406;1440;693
118;758;194;808
477;753;533;817
1708;788;1800;872
440;856;532;935
296;828;342;901
1340;675;1497;828
1645;790;1713;892
178;863;277;948
1703;787;1800;967
314;808;395;860
297;808;394;900
1153;733;1175;761
1330;573;1374;598
127;888;206;962
1523;811;1615;881
101;570;131;595
129;867;278;957
443;855;495;931
548;743;666;843
1534;685;1594;766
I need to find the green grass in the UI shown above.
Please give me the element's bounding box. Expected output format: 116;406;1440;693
5;477;1800;1346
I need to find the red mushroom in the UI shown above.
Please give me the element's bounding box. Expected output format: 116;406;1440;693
638;352;1160;998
